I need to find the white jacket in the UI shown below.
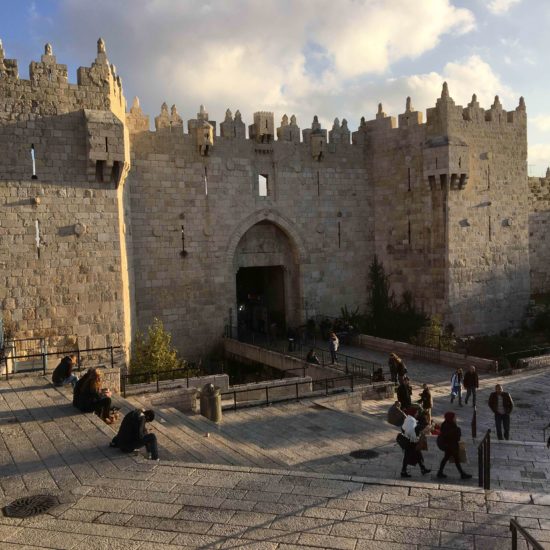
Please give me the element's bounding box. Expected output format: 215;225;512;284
402;415;418;443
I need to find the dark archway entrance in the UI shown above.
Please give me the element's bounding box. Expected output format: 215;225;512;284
236;265;285;334
233;220;301;336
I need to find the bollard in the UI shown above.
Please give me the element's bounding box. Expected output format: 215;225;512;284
200;383;222;423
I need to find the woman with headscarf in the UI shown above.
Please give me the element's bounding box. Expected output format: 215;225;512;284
400;409;431;478
436;411;472;480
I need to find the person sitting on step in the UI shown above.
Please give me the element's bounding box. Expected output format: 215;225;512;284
110;409;158;461
52;354;79;388
73;368;113;424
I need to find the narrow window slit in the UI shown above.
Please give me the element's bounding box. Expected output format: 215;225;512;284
31;144;37;179
258;174;268;196
110;161;121;184
95;160;105;183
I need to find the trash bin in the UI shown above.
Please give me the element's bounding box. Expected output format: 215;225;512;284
200;383;222;423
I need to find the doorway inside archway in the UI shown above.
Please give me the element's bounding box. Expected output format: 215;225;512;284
236;265;285;335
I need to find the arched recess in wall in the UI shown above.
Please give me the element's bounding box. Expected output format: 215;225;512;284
226;210;309;332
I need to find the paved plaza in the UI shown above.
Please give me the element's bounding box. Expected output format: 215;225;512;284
1;348;550;548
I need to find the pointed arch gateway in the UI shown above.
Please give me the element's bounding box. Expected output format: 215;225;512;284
227;211;307;336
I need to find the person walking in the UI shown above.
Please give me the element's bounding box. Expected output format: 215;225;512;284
396;357;408;385
388;353;399;384
52;354;79;388
400;410;431;478
329;332;339;364
110;409;159;461
418;383;433;425
450;368;463;406
436;411;472;480
387;401;406;427
397;376;413;411
463;365;479;406
488;384;514;440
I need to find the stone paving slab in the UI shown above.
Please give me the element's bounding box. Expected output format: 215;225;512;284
1;375;550;548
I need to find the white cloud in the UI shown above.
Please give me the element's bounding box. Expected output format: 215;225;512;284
528;144;550;176
358;55;517;122
532;115;550;132
487;0;521;15
44;0;474;128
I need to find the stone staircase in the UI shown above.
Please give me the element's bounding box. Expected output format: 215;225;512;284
2;375;550;548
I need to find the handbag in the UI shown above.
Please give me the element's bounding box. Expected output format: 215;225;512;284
416;434;428;451
396;433;409;450
449;441;468;464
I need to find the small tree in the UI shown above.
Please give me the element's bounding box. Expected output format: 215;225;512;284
365;256;428;341
129;318;184;379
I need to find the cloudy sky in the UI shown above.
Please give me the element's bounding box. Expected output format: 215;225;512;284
1;0;549;175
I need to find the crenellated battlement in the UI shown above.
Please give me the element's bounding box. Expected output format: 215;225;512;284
0;37;126;120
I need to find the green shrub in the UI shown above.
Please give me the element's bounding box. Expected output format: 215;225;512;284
129;318;186;381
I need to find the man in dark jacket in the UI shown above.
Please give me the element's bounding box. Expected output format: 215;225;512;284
52;354;78;387
397;377;412;410
111;409;158;460
488;384;514;440
463;366;479;406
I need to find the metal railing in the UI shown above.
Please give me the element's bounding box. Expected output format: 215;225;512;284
221;373;355;411
120;366;201;398
477;429;491;490
2;345;121;380
510;519;544;550
224;325;386;382
11;337;48;358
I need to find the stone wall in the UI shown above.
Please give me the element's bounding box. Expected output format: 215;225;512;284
0;40;132;352
528;174;550;295
440;95;530;335
1;39;544;364
356;333;497;372
357;90;530;336
127;110;372;357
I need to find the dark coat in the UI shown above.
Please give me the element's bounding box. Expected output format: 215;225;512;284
463;371;479;389
488;391;513;414
387;404;406;427
396;384;412;409
112;410;147;451
73;374;103;412
73;370;92;407
419;388;433;410
396;361;407;378
438;420;461;454
52;356;74;385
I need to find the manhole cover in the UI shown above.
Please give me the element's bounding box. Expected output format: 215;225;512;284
350;449;379;460
2;495;59;518
525;389;543;395
515;403;532;409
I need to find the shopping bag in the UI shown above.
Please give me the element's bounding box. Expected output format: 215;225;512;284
416;434;428;452
449;441;468;464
